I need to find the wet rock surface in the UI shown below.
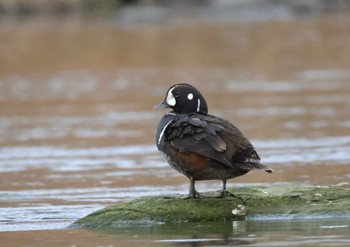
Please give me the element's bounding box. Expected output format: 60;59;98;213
72;183;350;228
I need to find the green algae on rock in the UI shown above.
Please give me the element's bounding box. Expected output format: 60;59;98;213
72;183;350;228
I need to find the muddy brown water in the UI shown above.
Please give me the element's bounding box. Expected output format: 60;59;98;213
1;14;350;246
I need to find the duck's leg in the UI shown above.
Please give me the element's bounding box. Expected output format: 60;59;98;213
188;176;200;198
222;179;227;193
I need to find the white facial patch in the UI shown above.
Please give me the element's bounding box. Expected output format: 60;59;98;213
166;87;176;106
187;93;194;100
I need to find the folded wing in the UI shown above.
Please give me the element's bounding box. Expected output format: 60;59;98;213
164;113;264;172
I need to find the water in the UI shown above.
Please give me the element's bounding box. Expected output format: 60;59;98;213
1;13;350;246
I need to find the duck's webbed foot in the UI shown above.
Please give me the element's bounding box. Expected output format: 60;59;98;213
187;189;200;198
214;180;246;203
214;189;235;198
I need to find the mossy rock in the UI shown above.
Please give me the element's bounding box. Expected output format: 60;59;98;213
72;183;350;228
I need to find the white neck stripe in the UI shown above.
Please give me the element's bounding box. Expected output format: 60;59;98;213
158;119;173;145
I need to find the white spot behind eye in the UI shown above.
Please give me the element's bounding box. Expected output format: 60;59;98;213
187;93;194;100
166;88;176;106
197;98;201;112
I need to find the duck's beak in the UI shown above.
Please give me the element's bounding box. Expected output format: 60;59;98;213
153;100;170;110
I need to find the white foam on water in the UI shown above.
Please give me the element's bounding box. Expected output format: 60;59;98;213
0;204;103;232
297;69;350;80
0;185;189;232
0;185;186;203
1;136;349;174
0;111;156;144
0;144;156;160
226;79;350;92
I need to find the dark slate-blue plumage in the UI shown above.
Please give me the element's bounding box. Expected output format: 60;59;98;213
155;83;273;198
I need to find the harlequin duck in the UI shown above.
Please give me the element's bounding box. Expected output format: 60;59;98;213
155;83;273;198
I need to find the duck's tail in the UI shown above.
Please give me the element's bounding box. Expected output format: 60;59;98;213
242;161;274;173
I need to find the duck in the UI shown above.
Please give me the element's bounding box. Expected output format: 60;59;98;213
154;83;273;198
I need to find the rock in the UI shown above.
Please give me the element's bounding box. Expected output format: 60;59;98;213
71;183;350;228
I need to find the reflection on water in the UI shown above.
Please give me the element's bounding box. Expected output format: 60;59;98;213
1;219;349;246
152;219;350;246
1;14;350;246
